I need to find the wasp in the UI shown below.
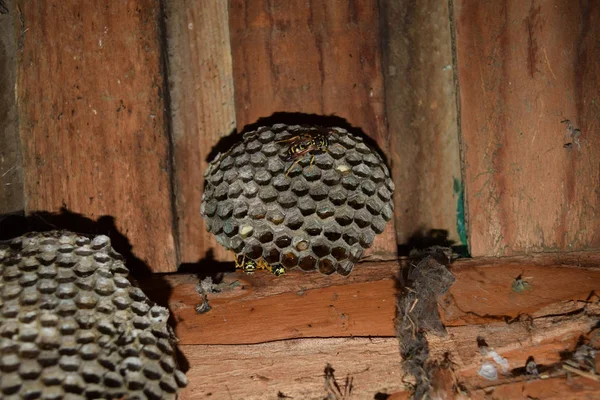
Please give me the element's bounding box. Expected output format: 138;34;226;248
278;128;330;175
234;253;286;277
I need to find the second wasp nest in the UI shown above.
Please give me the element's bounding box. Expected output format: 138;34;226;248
201;124;395;275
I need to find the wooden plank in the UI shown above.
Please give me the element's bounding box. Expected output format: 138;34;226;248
454;1;600;256
178;338;403;400
228;0;397;260
0;0;23;214
141;253;600;345
17;1;177;271
164;1;236;264
380;0;464;248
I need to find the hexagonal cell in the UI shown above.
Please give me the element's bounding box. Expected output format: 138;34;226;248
258;186;278;203
243;181;259;197
371;215;387;234
331;246;348;261
224;169;238;183
209;219;223;235
311;238;331;258
369;167;385;183
386;178;396;193
347;193;366;210
353;209;371;228
233;200;249;218
334;207;353;227
229;237;245;253
348;245;363;263
327;143;346;159
381;204;393;221
352;164;371;178
227;182;243;198
363;153;380;166
223;221;239;237
272;175;291;191
209;170;224;185
366;197;383;216
258;129;275;143
202;200;217;217
315;153;334;170
341;175;359;191
361;180;377;196
303;217;323;236
278;191;297;209
298;198;317;216
244;239;263;259
322;169;340;186
317;257;336;275
238;166;254;182
267;158;286;175
316;201;335;219
245;139;263;154
281;252;299;268
248;202;266;220
285;210;304;230
344;149;362;166
250;152;268;167
342;226;361;246
338;134;357;149
328;187;347;206
359;229;376;248
308;182;328;201
239;225;254;239
266;209;286;225
377;186;392;202
275;234;292;249
216;201;234;219
298;255;317;271
229;143;245;156
302;166;322;181
254;225;274;244
254;169;272;186
336;260;354;276
323;223;342;241
234;152;250;168
263;247;281;264
219;155;235;170
290;179;309;196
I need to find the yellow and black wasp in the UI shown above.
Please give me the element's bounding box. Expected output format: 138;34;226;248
278;127;330;175
234;253;286;277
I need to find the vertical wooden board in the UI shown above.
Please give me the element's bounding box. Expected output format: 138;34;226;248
454;1;600;256
0;0;23;214
17;1;177;271
164;1;236;264
380;1;464;248
229;0;396;259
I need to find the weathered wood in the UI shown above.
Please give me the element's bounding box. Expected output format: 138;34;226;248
178;338;403;400
0;0;23;214
164;1;236;264
454;1;600;256
17;1;177;271
381;0;464;247
143;253;600;345
228;0;397;259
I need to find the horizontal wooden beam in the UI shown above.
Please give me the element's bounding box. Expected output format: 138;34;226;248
178;338;402;399
146;253;600;398
141;253;600;345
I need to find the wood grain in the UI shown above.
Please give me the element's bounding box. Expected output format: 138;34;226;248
454;1;600;256
228;0;397;260
140;253;600;345
0;0;23;214
381;0;463;247
178;338;403;399
164;1;236;264
16;1;177;271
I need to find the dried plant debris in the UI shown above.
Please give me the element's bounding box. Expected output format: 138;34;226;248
396;247;456;399
324;363;353;400
0;231;187;399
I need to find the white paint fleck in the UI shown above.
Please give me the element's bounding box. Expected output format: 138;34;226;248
188;22;194;30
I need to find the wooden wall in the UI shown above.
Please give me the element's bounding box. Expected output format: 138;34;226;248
2;1;600;269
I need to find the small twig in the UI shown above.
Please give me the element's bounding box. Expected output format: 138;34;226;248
562;364;600;381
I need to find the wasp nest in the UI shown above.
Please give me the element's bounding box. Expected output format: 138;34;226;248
0;231;187;399
201;124;395;275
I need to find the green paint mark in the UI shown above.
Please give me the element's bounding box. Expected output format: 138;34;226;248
453;177;468;248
